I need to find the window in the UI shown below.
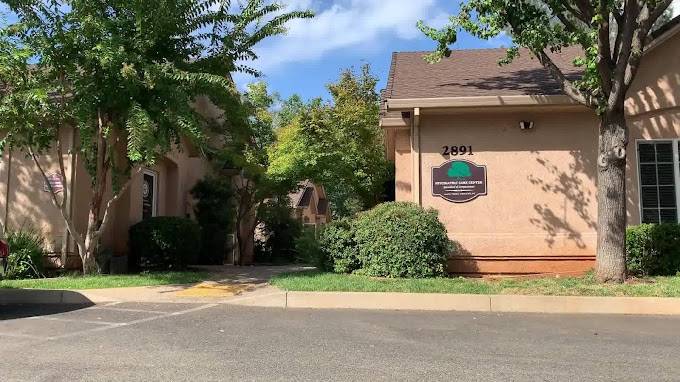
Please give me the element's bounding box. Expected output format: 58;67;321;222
637;141;680;223
142;170;158;220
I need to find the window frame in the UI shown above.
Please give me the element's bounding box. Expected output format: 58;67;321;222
142;169;159;219
635;139;680;224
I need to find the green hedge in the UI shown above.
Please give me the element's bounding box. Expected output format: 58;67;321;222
191;177;234;265
319;219;359;273
2;229;45;280
317;202;452;278
626;224;680;276
129;217;201;271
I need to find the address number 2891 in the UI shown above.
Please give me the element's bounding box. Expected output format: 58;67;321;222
442;145;473;156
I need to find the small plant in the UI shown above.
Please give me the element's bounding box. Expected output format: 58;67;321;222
255;198;302;264
626;224;680;276
2;229;45;280
129;217;201;271
191;177;235;265
294;227;323;268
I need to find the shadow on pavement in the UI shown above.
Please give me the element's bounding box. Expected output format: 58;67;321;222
0;289;94;320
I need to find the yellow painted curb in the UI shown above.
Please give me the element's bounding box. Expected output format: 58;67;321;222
174;282;252;298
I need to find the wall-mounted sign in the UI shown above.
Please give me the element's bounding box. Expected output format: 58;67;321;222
432;159;487;203
43;173;64;194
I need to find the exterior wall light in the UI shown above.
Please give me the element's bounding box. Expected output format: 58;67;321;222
519;121;534;130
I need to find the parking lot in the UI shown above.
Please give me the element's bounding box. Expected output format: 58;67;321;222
2;302;680;381
0;302;218;344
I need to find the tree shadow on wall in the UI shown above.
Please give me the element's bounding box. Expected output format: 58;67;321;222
528;150;597;249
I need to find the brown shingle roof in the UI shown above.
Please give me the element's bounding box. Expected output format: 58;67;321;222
385;46;584;99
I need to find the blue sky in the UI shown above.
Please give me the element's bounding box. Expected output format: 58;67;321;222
234;0;512;101
4;0;678;102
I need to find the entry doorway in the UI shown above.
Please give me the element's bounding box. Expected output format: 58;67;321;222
142;170;158;220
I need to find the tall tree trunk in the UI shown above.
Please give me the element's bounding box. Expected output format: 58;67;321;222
237;205;257;265
596;110;628;283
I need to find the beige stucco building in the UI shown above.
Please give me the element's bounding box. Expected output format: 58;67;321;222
0;127;211;269
382;18;680;275
289;180;331;229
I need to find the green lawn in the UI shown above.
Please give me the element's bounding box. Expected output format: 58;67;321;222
271;270;680;297
0;271;208;290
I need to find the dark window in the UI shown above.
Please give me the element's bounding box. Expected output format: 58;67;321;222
638;142;677;224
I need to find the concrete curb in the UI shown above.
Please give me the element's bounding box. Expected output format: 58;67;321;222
0;289;98;305
5;288;680;315
279;292;680;315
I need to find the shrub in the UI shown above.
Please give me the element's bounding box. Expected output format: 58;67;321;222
295;227;324;268
318;218;359;273
255;198;302;264
3;229;45;280
129;217;201;271
626;224;680;276
353;202;452;278
191;177;235;265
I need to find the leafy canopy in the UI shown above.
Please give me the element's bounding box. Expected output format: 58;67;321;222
0;0;313;187
418;0;673;112
268;65;389;217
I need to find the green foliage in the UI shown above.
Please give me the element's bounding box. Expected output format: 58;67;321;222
2;229;45;280
129;217;201;271
0;0;312;272
315;203;453;278
418;0;674;113
268;65;389;218
255;197;302;264
294;227;324;268
626;224;680;276
353;202;452;278
191;177;235;265
318;219;359;273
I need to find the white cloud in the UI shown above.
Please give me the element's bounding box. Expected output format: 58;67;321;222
243;0;440;74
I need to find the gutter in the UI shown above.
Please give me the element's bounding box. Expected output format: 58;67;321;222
386;94;578;111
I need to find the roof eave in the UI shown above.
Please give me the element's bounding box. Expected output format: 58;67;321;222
385;94;579;111
645;16;680;54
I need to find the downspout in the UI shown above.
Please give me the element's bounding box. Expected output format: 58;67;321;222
411;108;422;206
3;147;12;236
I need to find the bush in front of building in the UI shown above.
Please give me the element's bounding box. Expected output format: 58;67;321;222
2;229;45;280
294;227;324;268
129;217;201;271
353;202;452;278
191;177;235;265
626;224;680;276
318;218;360;273
255;198;303;264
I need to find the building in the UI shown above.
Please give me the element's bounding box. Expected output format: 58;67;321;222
289;180;331;229
381;17;680;275
0;122;213;270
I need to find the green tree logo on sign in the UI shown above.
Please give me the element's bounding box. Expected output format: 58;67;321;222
448;161;471;178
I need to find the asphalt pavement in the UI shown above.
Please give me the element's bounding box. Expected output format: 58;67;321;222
1;303;679;381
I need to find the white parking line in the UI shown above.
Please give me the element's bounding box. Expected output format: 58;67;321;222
0;332;45;340
48;303;219;341
86;306;168;315
28;316;124;326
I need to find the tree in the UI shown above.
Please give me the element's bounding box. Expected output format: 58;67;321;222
224;82;296;265
419;0;674;282
0;0;311;273
268;65;389;218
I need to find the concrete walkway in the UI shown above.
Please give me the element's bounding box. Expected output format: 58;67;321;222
4;266;680;315
0;265;304;305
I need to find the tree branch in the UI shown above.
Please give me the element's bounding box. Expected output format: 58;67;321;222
28;146;83;246
97;167;142;237
533;49;594;108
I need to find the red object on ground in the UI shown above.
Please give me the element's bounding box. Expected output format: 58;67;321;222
0;239;9;258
